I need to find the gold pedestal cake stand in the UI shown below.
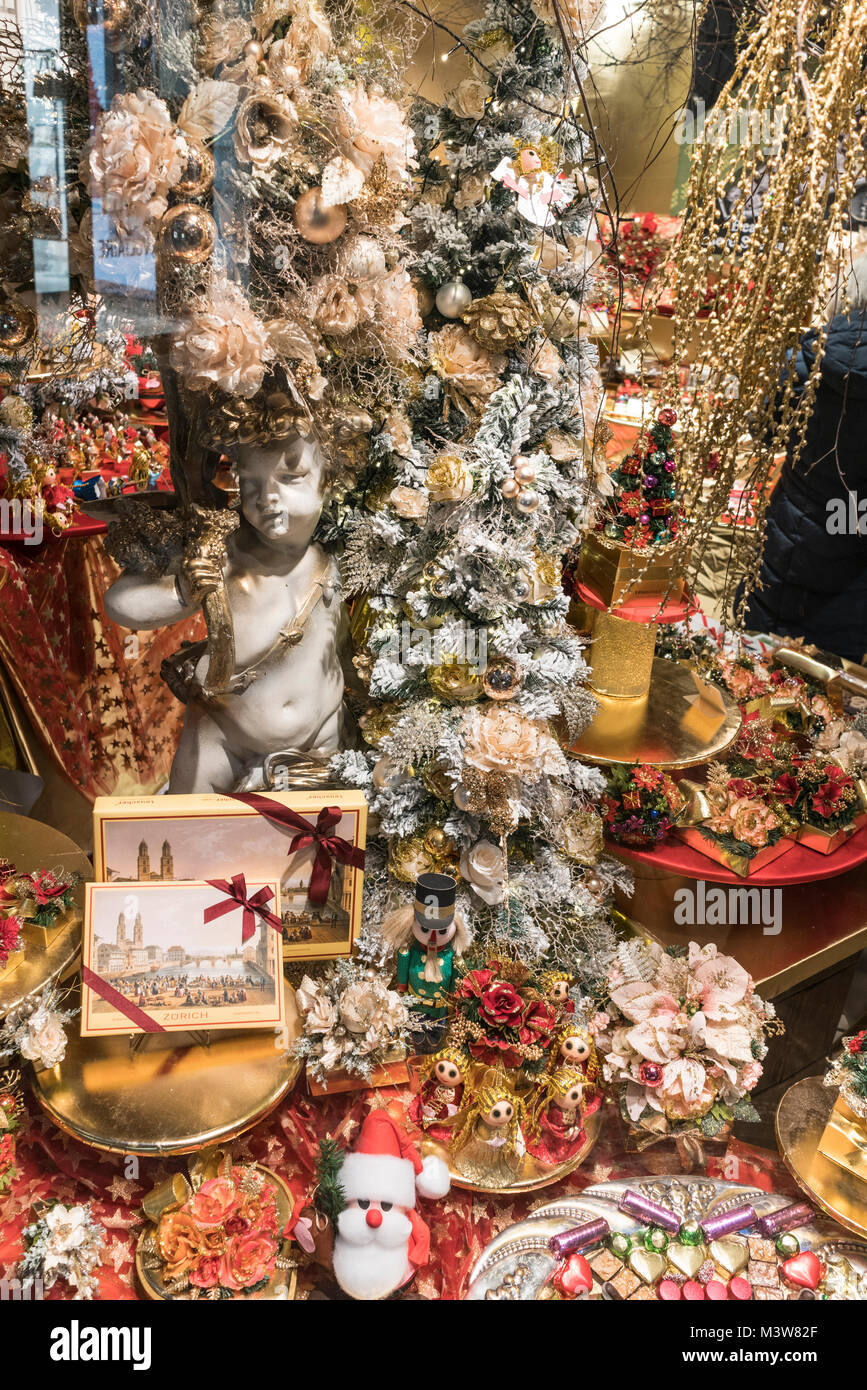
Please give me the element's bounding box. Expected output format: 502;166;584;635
776;1074;867;1239
422;1103;603;1197
31;980;302;1155
0;813;89;1019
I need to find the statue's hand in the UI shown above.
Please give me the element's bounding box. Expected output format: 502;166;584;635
178;553;224;606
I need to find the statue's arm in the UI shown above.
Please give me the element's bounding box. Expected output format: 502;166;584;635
104;573;198;630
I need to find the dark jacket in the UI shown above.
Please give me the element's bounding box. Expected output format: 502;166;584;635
744;309;867;661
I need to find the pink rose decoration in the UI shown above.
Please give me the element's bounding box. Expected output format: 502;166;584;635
659;1058;715;1119
188;1177;240;1230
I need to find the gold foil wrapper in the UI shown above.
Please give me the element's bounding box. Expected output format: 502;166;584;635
588;608;657;699
817;1096;867;1184
579;531;688;608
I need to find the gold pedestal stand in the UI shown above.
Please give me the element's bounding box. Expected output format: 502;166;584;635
422;1102;602;1196
30;980;302;1155
776;1074;867;1239
0;813;89;1019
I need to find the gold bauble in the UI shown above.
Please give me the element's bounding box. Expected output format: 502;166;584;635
414;278;436;317
358;703;400;749
420;760;455;800
423;826;454;856
244;39;264;63
157;203;216;264
584;870;607;899
73;0;128;33
462;290;532;351
174;137;215;197
482;656;523;701
0;302;37;353
499;476;520;499
427;660;482;703
388;836;437;884
293;188;347;244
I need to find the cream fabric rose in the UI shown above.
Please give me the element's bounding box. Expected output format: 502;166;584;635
526;338;563;382
425;454;474;502
86;89;184;233
389;485;428;521
429;324;506;405
338;82;416;179
454;173;488;210
338;980;380;1034
460;839;507;905
233;88;298;171
297;975;337;1033
321;155;365;208
266;315;322;365
266;2;331;83
384;411;414;455
312;274;361;336
171;281;272;398
462;705;554;779
447;77;489;121
336;235;387;282
17;1005;68;1067
370;268;422;340
196;13;251;73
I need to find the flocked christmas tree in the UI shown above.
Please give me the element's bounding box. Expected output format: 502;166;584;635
331;0;622;986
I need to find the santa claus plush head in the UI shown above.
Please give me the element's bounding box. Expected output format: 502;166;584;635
331;1111;450;1301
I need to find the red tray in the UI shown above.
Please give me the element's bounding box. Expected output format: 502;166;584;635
574;579;698;625
610;821;867;885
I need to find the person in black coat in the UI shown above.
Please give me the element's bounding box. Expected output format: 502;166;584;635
744;280;867;662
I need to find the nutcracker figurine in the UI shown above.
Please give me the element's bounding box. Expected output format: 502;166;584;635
525;1067;590;1166
409;1042;472;1143
382;873;468;1053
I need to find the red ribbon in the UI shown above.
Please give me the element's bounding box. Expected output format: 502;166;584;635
82;965;166;1033
204;873;283;943
227;792;365;907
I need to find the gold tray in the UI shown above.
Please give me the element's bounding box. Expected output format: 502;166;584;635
422;1103;602;1197
31;979;302;1155
135;1164;297;1300
569;658;742;769
0;813;89;1019
777;1074;867;1239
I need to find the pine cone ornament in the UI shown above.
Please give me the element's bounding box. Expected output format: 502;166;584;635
462;290;533;350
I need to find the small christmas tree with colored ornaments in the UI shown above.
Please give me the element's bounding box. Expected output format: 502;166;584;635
601;406;682;552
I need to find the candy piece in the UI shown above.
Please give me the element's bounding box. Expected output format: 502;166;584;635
747;1236;776;1262
697;1260;715;1285
710;1237;748;1275
683;1280;706;1300
602;1281;623;1301
729;1276;753;1301
552;1252;594;1298
609;1266;641;1299
756;1202;813;1237
608;1231;632;1259
628;1284;657;1301
776;1232;801;1259
701;1203;757;1242
780;1250;823;1291
665;1269;687;1286
657;1278;682;1300
643;1226;669;1254
668;1242;706;1279
628;1249;666;1285
748;1259;779;1288
549;1217;609;1259
678;1219;704;1247
754;1287;787;1300
589;1249;624;1281
618;1190;681;1233
706;1279;728;1300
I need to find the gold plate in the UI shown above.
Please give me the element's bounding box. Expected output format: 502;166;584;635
569;658;742;768
0;813;90;1019
423;1103;602;1196
31;980;302;1155
776;1074;867;1239
135;1165;297;1301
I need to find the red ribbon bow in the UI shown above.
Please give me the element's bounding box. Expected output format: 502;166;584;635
204;873;283;943
228;792;365;906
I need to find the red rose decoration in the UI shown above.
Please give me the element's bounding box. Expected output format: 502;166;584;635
479;982;524;1030
458;967;495;1002
518;998;557;1047
218;1232;279;1292
727;777;757;798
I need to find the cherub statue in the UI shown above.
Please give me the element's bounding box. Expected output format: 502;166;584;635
103;428;349;793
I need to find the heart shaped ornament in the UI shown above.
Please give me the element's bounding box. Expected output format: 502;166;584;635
668;1242;708;1279
709;1237;749;1276
554;1253;594;1298
628;1248;667;1285
781;1250;823;1291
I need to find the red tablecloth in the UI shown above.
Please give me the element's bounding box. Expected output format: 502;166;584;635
0;1081;800;1300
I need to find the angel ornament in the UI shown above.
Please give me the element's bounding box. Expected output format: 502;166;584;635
449;1082;526;1188
525;1067;589;1166
491;147;575;228
408;1043;472;1144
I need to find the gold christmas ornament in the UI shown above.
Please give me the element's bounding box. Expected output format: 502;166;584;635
515;488;540;513
482;657;524;701
423;825;455;856
174;137;215;197
584;870;606;899
358;703;400;749
499;476;520;499
512;457;536;485
561;810;604;866
462;290;532;351
348;155;402;226
420;760;455;800
157;203;216;264
427;660;483;703
293;188;347;244
388;835;438;883
0;302;37;353
414;279;436;317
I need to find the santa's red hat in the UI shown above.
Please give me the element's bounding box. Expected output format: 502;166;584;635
340;1111;450;1209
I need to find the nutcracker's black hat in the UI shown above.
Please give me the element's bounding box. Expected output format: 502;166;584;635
413;872;456;929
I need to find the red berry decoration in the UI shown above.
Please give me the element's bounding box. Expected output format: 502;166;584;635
553;1252;594;1298
658;407;677;425
780;1250;823;1291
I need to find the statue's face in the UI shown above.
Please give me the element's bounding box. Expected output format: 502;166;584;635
235;435;326;547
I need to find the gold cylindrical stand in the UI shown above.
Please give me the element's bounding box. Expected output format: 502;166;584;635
588;609;657;699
